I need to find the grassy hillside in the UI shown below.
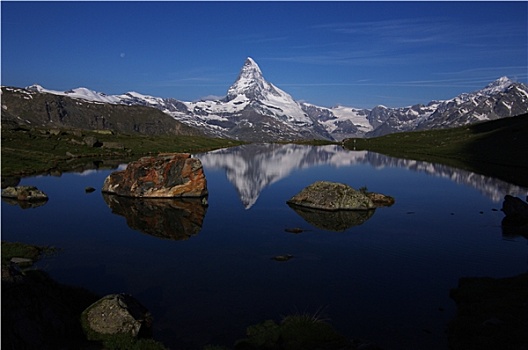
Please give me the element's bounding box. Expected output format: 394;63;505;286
1;86;245;180
1;124;244;180
343;113;528;187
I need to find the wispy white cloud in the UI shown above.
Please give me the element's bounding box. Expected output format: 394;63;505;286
306;17;527;64
277;75;526;89
312;17;525;45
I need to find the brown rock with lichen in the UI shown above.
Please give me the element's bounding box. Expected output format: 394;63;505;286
102;153;208;198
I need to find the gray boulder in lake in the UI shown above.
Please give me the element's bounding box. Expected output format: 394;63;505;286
81;293;152;339
287;181;376;211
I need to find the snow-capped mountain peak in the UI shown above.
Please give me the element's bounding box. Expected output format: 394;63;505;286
479;76;514;96
240;57;263;80
26;84;122;104
15;58;528;142
217;57;314;126
226;57;282;102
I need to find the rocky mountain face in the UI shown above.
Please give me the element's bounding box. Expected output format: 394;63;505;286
305;77;528;139
2;58;527;141
365;77;528;137
169;57;333;141
0;86;203;137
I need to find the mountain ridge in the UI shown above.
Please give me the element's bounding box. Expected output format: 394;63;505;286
4;57;528;141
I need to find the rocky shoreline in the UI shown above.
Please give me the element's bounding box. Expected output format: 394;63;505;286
3;233;527;350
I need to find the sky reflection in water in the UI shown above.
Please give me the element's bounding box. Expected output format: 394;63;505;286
2;144;527;350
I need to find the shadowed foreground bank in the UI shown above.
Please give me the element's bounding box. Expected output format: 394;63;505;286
2;241;527;350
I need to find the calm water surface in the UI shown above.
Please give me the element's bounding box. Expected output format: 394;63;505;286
2;144;527;349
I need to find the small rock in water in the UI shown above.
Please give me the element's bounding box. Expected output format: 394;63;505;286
287;181;376;211
1;186;48;202
285;227;303;234
272;254;294;262
85;187;96;193
482;317;504;327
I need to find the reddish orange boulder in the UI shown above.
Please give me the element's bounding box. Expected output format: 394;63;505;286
102;153;208;198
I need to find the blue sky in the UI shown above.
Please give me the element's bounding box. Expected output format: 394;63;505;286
2;1;527;108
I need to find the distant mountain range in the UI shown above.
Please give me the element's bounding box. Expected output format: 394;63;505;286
2;57;527;141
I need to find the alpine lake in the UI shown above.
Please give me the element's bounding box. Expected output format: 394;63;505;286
2;143;527;349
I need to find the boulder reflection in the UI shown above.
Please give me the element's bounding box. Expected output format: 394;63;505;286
102;194;207;240
287;203;376;232
1;197;48;209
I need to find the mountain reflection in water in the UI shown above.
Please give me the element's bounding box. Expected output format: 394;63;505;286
3;143;528;350
197;143;527;209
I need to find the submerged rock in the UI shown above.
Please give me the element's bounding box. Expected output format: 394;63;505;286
272;254;294;262
102;153;208;198
285;227;304;234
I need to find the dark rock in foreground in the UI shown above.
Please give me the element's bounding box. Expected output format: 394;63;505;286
448;273;528;350
501;195;528;238
1;266;99;349
102;153;208;198
234;314;377;350
81;293;152;340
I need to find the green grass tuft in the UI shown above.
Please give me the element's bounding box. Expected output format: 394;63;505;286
1;241;56;267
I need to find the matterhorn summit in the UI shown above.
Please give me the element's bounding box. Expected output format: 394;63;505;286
226;57;283;102
223;57;313;125
169;57;331;141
